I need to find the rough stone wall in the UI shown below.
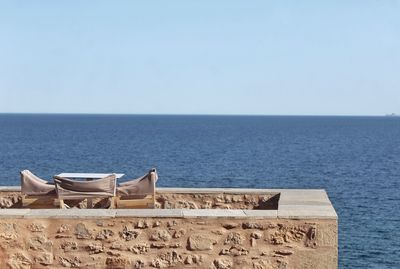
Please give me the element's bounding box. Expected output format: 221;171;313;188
0;192;20;208
155;193;279;210
0;192;279;210
0;218;337;269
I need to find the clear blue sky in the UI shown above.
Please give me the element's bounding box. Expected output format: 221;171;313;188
0;1;399;115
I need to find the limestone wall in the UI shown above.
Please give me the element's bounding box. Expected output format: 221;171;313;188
0;188;338;269
0;216;337;269
0;191;279;210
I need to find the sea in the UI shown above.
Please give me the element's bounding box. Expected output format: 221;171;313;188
0;114;399;268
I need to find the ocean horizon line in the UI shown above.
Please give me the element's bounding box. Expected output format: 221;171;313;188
0;112;396;118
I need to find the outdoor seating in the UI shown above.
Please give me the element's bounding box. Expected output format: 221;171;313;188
116;168;158;208
53;174;117;208
19;169;158;209
20;170;57;208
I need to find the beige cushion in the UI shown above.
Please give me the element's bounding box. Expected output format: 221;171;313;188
54;174;116;200
20;170;56;197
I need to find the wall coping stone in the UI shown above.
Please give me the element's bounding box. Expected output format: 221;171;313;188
115;209;183;218
0;187;337;220
182;209;247;218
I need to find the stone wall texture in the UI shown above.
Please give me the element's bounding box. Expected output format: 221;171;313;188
0;217;337;269
0;187;338;268
0;192;279;210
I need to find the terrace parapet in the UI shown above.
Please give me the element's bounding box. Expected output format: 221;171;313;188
0;187;338;269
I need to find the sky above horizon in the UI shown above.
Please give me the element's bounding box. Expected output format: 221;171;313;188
0;1;399;115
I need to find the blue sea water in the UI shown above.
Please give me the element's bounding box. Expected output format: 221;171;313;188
0;114;399;268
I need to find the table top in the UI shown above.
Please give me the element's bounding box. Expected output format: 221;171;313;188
56;173;125;179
